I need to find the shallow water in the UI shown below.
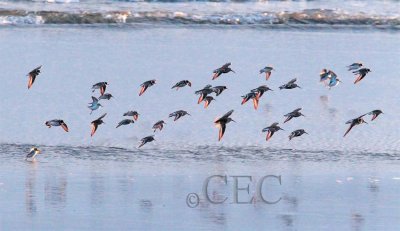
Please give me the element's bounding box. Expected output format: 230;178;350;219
0;16;399;230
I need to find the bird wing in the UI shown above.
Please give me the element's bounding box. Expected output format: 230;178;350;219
100;85;106;96
252;98;259;110
343;123;355;137
293;108;302;113
221;110;234;119
265;72;271;80
271;122;279;127
222;63;231;69
27;75;36;89
91;123;98;136
218;123;226;141
139;85;147;96
288;78;297;84
266;130;274;141
91;96;98;103
61;123;69;132
97;113;107;121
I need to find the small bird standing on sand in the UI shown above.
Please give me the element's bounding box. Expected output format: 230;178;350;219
214;110;235;141
279;78;301;90
259;66;274;80
353;68;371;84
27;65;42;89
91;113;107;137
138;135;155;148
343;116;368;137
45;119;69;132
88;96;102;114
195;85;214;104
212;63;235;80
92;82;108;96
139;80;156;96
289;129;308;140
123;111;139;121
347;62;363;71
284;108;305;123
262;122;284;141
212;86;228;96
363;110;383;121
251;85;273;99
26;147;41;161
116;119;134;128
169;110;190;121
172;80;192;90
152;120;166;132
98;93;113;100
203;96;216;108
241;92;259;110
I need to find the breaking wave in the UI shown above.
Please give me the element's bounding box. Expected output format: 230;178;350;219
0;9;399;29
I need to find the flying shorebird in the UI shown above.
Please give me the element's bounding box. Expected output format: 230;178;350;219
289;129;308;140
212;63;235;80
203;96;216;108
123;111;139;121
92;82;108;96
259;66;274;80
363;110;383;121
88;96;103;114
251;85;273;100
241;92;259;110
212;86;227;96
195;85;214;104
262;122;284;141
214;110;235;141
139;80;156;96
25;147;41;161
169;110;190;121
116;119;134;128
45;119;69;132
138;135;155;148
27;65;42;89
353;68;371;84
343;115;367;137
152;120;166;132
327;71;342;89
347;62;363;71
91;113;107;137
172;80;192;90
98;93;113;100
284;108;305;123
279;78;301;90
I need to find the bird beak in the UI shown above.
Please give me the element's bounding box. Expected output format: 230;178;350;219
232;119;236;123
304;132;309;135
231;70;236;73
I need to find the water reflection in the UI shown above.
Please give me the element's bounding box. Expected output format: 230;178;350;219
25;162;38;216
44;171;68;210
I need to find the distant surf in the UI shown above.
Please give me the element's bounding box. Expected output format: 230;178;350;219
0;1;399;30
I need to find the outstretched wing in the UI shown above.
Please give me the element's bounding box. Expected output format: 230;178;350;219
270;122;279;127
288;78;297;84
343;123;355;137
218;123;226;141
221;110;234;120
91;123;98;137
292;108;302;113
91;96;98;103
97;113;107;121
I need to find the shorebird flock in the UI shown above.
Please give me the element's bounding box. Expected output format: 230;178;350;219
24;62;383;159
